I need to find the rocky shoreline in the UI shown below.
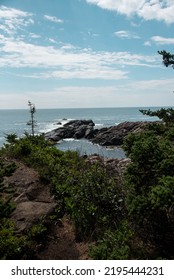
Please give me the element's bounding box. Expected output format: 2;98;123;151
45;119;153;147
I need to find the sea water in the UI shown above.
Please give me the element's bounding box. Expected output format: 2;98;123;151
0;107;160;158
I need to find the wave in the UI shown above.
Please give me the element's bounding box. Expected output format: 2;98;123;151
58;138;80;143
38;118;73;133
94;123;104;127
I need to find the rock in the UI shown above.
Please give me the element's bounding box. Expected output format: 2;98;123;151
45;119;156;147
45;119;95;142
85;126;94;138
63;119;94;127
11;201;57;232
89;121;151;146
3;161;57;232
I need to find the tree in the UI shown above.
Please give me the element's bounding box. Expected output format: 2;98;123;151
123;124;174;258
158;50;174;68
140;50;174;125
140;108;174;126
124;51;174;256
27;101;36;136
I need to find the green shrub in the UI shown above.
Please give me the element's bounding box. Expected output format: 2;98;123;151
0;219;28;260
52;161;124;240
123;121;174;258
90;221;133;259
28;223;47;241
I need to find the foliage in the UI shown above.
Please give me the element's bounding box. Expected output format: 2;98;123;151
158;50;174;68
0;159;17;218
1;133;127;255
0;157;27;259
28;223;47;241
5;133;18;145
52;161;124;240
90;221;133;260
123;119;174;258
0;219;27;260
0;198;15;218
140;108;174;125
2;120;174;259
0;158;17;181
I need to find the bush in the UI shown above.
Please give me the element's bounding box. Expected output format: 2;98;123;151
0;219;27;260
90;221;133;259
123;121;174;258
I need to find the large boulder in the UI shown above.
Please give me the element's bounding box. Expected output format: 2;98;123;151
3;161;57;232
45;120;95;142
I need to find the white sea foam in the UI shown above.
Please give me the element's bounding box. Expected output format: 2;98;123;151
94;123;104;127
38;118;73;133
59;138;80;142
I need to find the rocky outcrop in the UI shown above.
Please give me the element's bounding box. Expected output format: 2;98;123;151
89;121;150;146
45;120;95;142
45;119;152;146
3;161;57;232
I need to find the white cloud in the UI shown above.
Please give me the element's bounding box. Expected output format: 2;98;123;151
151;36;174;45
0;37;159;80
0;5;31;19
114;30;140;39
39;68;128;80
44;15;63;23
144;41;151;46
0;5;161;83
131;21;141;27
86;0;174;24
48;38;57;44
131;78;174;90
0;5;34;35
29;33;41;39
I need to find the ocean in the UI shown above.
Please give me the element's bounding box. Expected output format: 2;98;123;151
0;107;160;158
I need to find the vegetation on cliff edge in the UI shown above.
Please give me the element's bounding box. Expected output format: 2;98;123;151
1;108;174;260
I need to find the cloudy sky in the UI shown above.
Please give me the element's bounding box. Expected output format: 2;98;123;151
0;0;174;109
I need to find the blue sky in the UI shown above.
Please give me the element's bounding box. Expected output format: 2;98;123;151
0;0;174;109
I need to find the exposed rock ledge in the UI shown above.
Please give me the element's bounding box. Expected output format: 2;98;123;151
3;160;57;232
45;119;153;146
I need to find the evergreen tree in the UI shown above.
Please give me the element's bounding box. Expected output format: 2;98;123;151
27;101;36;136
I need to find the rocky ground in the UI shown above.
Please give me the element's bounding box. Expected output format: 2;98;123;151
2;159;90;260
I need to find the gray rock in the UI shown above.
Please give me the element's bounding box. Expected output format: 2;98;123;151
45;119;95;142
45;119;155;146
89;121;151;146
11;201;57;232
3;161;57;232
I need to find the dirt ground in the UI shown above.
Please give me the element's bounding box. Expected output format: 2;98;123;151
36;216;90;260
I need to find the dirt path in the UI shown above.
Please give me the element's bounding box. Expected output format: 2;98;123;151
37;216;90;260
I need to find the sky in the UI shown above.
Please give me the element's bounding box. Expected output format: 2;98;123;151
0;0;174;109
